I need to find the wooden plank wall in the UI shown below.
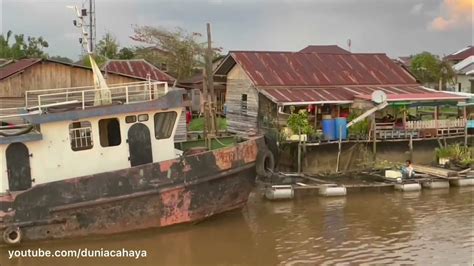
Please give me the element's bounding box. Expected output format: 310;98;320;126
0;61;140;98
0;61;188;141
225;64;259;134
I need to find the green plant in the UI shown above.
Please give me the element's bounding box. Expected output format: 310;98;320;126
286;110;315;136
347;111;369;136
436;144;474;167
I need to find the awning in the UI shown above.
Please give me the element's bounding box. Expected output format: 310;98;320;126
259;85;469;106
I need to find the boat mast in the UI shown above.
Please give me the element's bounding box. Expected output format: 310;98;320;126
68;4;111;106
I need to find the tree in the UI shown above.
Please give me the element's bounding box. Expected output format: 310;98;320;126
96;32;119;59
410;52;455;88
49;55;74;64
131;25;222;80
118;47;135;59
0;30;48;59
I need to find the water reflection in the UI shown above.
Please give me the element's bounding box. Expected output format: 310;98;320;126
0;188;472;265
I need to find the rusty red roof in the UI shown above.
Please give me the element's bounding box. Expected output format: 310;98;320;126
103;59;175;83
0;58;42;80
229;52;417;87
260;85;467;105
445;46;474;62
299;45;350;54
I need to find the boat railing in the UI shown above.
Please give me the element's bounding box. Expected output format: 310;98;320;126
25;81;168;112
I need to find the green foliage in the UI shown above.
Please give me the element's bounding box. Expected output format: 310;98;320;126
96;32;119;59
189;117;227;131
118;47;135;59
0;30;48;59
436;144;474;167
80;54;106;68
287;110;315;135
49;55;73;64
410;52;455;86
131;25;222;80
347;110;369;136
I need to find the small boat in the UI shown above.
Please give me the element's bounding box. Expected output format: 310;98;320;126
0;78;272;245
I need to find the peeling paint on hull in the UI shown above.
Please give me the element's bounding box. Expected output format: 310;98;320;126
0;136;264;244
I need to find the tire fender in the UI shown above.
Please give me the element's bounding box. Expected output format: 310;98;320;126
3;226;22;245
256;149;275;178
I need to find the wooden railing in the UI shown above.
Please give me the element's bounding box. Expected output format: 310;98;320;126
405;119;465;130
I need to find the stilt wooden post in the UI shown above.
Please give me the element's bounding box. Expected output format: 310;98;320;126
297;127;302;175
372;114;377;160
464;106;468;147
336;125;342;172
409;134;413;161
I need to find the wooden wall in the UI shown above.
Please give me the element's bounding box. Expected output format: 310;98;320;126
225;64;259;135
0;61;140;98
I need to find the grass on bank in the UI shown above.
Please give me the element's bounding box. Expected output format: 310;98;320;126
189;117;227;131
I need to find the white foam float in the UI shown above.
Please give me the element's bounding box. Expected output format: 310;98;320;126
422;180;450;189
319;186;347;197
264;185;294;200
395;183;421;192
450;178;474;187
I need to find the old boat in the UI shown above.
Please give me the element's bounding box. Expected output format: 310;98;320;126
0;78;272;245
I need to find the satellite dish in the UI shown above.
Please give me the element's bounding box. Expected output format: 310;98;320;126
371;90;387;104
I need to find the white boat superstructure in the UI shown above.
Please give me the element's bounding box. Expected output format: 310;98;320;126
0;81;185;194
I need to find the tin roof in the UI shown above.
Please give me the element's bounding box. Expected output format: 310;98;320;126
445;46;473;62
260;85;467;105
0;58;42;80
228;52;417;87
299;45;350;54
103;59;175;83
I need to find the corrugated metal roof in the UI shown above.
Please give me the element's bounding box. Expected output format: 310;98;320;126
103;59;175;83
260;86;467;105
299;45;350;54
230;52;417;87
0;58;42;80
445;46;474;61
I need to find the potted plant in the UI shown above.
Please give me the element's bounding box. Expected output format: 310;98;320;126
286;110;315;142
435;147;451;165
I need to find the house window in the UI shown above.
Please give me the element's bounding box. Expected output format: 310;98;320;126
99;118;121;147
241;94;248;115
154;111;177;139
125;115;137;123
138;114;149;122
69;121;93;151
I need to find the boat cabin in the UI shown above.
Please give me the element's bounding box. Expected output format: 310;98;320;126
0;81;185;194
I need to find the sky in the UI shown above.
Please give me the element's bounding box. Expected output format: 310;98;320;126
0;0;472;60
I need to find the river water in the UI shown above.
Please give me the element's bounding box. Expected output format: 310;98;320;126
1;187;473;265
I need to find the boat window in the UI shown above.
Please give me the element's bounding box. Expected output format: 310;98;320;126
154;111;177;139
138;114;149;122
69;121;93;151
99;118;122;147
125;115;137;123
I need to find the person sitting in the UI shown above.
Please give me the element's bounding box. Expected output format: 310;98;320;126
401;160;415;179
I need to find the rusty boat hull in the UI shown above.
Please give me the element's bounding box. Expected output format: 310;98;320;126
0;136;265;244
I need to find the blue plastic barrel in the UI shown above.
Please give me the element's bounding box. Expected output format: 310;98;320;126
335;117;348;140
322;119;336;140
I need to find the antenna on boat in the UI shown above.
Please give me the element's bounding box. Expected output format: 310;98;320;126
67;4;111;106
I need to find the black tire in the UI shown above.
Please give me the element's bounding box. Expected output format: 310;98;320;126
3;226;21;245
256;149;275;178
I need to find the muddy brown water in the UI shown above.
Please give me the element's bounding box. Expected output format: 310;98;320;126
1;187;473;265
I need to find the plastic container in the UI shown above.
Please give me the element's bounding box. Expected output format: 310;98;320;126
335;117;347;140
322;119;336;140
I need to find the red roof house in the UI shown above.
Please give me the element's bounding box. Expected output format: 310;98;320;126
102;59;176;84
